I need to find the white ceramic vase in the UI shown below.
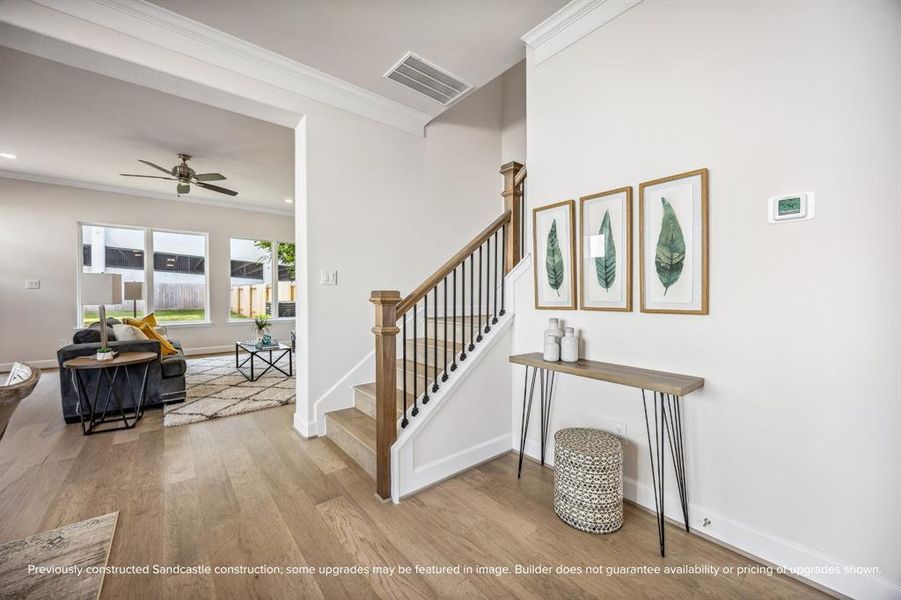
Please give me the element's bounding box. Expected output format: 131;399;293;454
543;334;560;362
561;327;579;363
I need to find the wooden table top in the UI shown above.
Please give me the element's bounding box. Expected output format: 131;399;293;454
63;352;157;370
509;353;704;396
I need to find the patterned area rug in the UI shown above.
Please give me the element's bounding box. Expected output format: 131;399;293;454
163;354;295;427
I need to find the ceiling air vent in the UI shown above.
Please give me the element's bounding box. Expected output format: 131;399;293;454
384;52;472;106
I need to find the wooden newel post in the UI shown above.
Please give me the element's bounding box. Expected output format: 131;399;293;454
370;290;401;499
500;161;524;274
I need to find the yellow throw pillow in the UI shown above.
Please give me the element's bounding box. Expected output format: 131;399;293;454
124;312;158;328
140;322;178;356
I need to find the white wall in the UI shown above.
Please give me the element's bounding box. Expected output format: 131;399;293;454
514;1;900;597
295;72;516;433
0;177;294;365
501;59;527;165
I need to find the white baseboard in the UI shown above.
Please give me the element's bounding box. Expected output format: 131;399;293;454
293;412;316;439
1;359;59;372
519;440;900;599
182;345;233;356
397;434;512;503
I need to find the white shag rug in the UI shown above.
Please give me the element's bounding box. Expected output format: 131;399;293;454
163;354;295;427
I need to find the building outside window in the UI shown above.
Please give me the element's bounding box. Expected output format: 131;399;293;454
79;223;208;325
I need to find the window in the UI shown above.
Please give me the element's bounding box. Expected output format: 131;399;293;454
229;239;296;320
80;224;146;326
79;223;209;325
229;238;272;319
152;230;208;323
277;242;296;318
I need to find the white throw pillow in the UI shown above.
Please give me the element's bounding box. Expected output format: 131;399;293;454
112;323;149;342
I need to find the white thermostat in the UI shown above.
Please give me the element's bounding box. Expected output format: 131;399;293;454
768;192;815;223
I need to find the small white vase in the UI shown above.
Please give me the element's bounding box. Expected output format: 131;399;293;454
543;334;560;362
544;318;564;344
561;327;579;363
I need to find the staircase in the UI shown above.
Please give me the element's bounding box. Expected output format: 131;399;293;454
322;161;527;499
325;317;471;478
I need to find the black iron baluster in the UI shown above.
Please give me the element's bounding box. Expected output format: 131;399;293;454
432;287;438;393
485;235;492;334
401;316;408;428
452;268;459;369
492;231;498;324
498;225;507;317
460;260;468;361
423;294;430;405
477;245;483;342
442;277;448;382
468;253;475;352
412;306;419;416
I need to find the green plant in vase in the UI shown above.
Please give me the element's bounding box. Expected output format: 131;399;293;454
252;314;272;345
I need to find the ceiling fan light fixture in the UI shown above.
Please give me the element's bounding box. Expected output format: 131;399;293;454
0;152;17;159
284;198;294;204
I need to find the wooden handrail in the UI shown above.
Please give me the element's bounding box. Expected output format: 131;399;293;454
513;165;527;187
396;209;511;316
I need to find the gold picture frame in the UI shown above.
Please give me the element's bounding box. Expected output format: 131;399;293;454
579;187;633;312
639;168;709;315
532;200;577;310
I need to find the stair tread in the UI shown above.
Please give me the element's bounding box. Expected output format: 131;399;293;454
407;338;464;349
328;408;375;451
354;382;416;404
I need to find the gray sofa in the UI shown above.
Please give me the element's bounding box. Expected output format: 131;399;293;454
57;322;187;423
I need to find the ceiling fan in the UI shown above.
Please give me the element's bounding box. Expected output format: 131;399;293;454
120;153;238;196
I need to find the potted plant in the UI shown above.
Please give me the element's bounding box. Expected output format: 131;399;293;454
96;347;116;361
252;314;272;346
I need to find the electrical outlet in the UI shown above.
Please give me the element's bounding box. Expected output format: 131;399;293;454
25;279;40;290
59;338;68;347
611;422;626;437
320;269;338;286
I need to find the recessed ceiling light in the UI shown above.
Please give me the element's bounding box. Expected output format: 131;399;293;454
284;198;294;204
0;152;17;160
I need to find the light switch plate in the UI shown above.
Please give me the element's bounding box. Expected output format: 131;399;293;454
25;279;40;290
320;269;338;286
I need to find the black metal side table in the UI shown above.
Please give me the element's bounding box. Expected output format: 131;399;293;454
63;351;156;435
235;341;293;382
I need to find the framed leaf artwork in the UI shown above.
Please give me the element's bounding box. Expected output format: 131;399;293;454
532;200;576;310
579;187;632;311
639;168;709;314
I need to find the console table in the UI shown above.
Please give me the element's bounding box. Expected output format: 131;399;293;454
509;352;704;556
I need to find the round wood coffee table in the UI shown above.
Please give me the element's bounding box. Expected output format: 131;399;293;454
62;351;156;435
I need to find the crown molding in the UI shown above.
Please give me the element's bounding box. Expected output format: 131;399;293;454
0;171;295;217
4;0;431;136
522;0;643;65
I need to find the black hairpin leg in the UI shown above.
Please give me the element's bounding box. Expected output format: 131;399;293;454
641;390;689;557
518;367;556;476
517;366;537;478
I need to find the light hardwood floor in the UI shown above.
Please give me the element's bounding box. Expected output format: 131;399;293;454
0;373;827;599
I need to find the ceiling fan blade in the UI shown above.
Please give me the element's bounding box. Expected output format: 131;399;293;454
120;174;175;180
195;181;238;196
193;173;226;182
138;159;174;175
177;183;190;194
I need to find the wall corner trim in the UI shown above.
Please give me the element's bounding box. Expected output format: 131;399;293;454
521;0;643;65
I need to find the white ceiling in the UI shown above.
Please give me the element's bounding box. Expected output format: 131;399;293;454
0;46;295;214
147;0;566;117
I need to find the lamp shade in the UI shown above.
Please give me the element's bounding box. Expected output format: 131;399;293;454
123;281;144;301
82;273;122;305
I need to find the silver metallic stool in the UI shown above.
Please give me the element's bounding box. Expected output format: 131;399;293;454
553;427;624;534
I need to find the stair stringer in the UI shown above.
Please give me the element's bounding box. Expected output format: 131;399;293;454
390;256;531;502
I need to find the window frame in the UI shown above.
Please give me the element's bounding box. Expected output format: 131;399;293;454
227;237;295;323
76;221;211;327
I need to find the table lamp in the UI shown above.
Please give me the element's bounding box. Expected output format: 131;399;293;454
123;282;144;318
81;273;122;350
